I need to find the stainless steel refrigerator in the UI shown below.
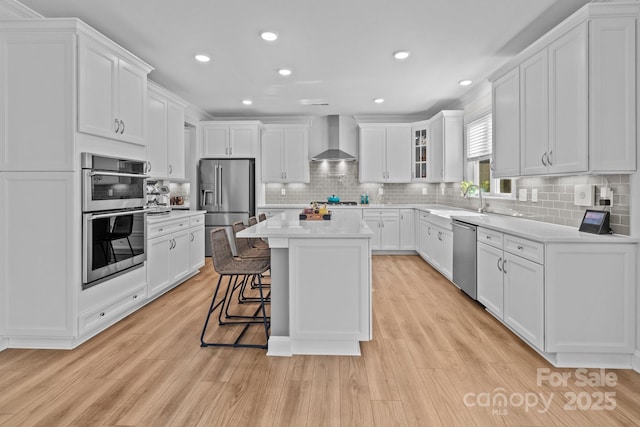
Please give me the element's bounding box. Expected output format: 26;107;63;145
199;158;255;256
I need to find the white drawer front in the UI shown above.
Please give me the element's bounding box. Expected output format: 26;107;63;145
148;218;189;239
363;209;399;219
504;235;544;264
189;214;204;227
79;286;146;335
478;228;504;249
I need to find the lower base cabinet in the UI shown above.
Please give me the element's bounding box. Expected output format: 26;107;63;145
417;212;453;280
147;213;205;298
477;228;544;351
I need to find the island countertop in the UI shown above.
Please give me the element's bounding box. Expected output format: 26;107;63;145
238;210;374;239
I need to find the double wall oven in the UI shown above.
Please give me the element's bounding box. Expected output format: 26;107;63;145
82;153;148;288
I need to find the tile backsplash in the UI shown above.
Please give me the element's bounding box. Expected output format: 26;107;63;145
265;162;631;235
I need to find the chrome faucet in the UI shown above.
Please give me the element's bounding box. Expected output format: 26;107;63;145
463;184;484;213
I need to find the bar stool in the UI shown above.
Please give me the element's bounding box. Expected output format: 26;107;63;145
200;228;271;349
231;221;271;304
248;216;269;249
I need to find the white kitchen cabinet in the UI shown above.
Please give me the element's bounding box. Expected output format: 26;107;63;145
476;227;544;351
261;126;309;183
399;209;415;250
363;209;400;250
0;31;75;171
589;17;636;173
411;122;429;181
492;68;520;178
189;224;205;272
545;243;636;354
477;240;504;318
147;215;200;298
429;223;453;280
427;111;463;183
147;82;186;179
418;213;432;261
78;34;151;146
416;212;453;279
521;23;588;176
491;4;636;176
201;122;261;158
358;124;411;183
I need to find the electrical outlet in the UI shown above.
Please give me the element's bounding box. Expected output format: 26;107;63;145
378;187;384;196
531;189;538;202
281;188;286;196
441;185;445;195
422;187;427;195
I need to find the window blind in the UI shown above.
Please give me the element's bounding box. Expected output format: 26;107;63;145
466;114;492;160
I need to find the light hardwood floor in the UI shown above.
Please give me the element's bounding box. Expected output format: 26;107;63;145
1;255;639;426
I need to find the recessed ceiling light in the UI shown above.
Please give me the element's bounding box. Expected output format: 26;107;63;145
278;68;292;76
242;99;253;105
393;51;410;60
374;98;385;104
459;79;472;86
260;31;278;41
194;54;211;63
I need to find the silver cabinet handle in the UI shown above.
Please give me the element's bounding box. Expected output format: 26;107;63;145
133;294;138;300
427;226;431;236
120;120;125;134
191;232;194;242
490;160;495;171
147;161;152;173
497;256;503;272
229;147;232;155
502;259;507;274
486;235;491;240
541;152;548;166
517;245;523;250
438;231;442;241
225;147;229;155
547;150;553;166
169;164;173;175
114;118;120;133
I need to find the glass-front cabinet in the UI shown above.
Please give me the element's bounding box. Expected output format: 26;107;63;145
412;121;429;181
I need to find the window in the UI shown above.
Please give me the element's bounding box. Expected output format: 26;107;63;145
465;113;514;197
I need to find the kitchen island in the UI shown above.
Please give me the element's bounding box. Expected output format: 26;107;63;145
237;210;374;356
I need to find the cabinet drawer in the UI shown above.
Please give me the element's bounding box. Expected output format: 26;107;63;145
148;218;189;238
363;209;399;219
504;235;544;264
79;286;146;335
189;214;204;227
477;228;503;249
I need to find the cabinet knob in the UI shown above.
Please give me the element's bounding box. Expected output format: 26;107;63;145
100;312;105;317
486;235;491;240
517;245;523;250
133;294;138;299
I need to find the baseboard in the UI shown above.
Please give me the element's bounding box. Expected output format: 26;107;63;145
0;338;8;352
291;339;361;356
267;336;292;357
633;351;640;373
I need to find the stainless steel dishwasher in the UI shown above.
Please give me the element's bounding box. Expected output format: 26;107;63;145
452;219;477;300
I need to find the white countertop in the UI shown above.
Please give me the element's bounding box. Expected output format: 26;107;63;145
147;209;206;223
258;203;637;244
238;210;374;239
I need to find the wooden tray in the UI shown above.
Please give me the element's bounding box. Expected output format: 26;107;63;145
299;212;331;220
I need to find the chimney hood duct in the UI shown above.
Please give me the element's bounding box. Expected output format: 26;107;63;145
311;115;357;161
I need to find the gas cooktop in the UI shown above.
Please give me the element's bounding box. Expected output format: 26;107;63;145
313;201;359;206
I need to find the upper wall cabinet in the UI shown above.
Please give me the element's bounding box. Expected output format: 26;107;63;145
411;121;429;181
489;3;637;176
492;69;520;178
428;111;463;183
200;121;261;158
78;33;152;146
261;125;309;183
147;82;186;179
358;124;411;183
0;19;153;172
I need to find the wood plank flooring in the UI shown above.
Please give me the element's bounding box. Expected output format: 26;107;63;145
1;255;639;426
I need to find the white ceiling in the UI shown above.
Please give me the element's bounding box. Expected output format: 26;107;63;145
20;0;591;118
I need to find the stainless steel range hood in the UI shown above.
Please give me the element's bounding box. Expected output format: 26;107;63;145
311;115;357;161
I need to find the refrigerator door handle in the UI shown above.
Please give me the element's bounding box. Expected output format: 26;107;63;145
214;165;219;207
218;165;223;207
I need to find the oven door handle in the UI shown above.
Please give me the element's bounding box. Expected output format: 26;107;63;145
87;208;149;220
90;170;150;179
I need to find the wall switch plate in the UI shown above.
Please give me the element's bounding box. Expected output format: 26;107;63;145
378;187;384;195
519;189;527;201
531;189;538;202
422;187;427;195
281;188;286;196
